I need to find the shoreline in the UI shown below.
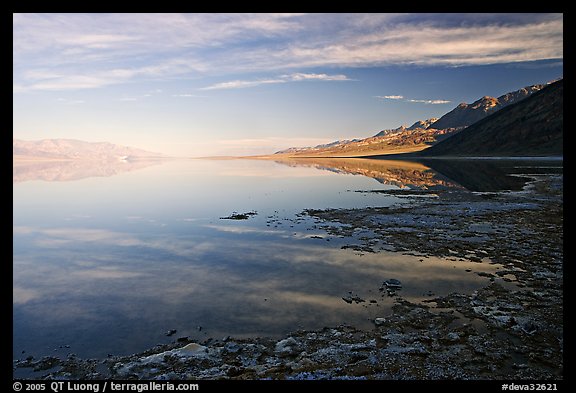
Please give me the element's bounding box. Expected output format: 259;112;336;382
14;171;563;380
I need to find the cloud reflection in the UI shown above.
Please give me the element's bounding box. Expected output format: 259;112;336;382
14;221;506;358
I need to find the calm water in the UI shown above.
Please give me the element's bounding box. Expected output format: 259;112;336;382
13;157;561;362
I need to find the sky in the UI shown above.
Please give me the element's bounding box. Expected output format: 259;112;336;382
13;13;563;157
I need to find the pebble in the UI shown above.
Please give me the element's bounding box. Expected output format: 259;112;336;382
384;279;402;289
374;318;387;326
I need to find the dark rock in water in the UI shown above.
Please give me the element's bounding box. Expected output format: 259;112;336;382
374;318;387;326
176;337;189;343
342;294;366;304
384;279;402;289
220;211;258;220
165;329;177;337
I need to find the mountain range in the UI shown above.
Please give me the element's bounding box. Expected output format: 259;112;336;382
274;79;562;158
428;83;545;130
422;79;563;157
13;139;163;161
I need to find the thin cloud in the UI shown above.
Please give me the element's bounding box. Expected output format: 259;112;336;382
284;73;352;81
217;137;334;147
200;78;286;91
56;98;85;105
13;13;563;92
200;72;352;90
406;99;451;105
376;95;451;105
375;95;404;100
172;93;207;98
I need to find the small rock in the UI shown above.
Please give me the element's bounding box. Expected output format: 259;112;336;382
180;342;208;354
223;342;241;354
342;294;365;304
374;318;387;326
165;329;177;337
519;321;538;335
446;332;460;342
384;279;402;289
275;337;300;357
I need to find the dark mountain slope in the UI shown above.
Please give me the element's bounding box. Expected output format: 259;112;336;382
429;83;544;130
421;79;563;157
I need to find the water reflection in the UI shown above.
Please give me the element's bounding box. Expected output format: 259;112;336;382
273;156;563;192
273;157;461;190
14;157;551;362
13;158;166;183
14;221;503;359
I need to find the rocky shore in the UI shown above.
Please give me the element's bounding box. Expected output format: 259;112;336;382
14;171;563;380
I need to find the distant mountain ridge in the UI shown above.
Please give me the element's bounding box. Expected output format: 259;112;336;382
421;79;563;157
274;81;552;157
429;84;545;129
13;139;163;161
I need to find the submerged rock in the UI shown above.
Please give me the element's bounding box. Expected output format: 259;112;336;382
342;295;366;304
384;279;402;289
374;318;387;326
220;211;258;220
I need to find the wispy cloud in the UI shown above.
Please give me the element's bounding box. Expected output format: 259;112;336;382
375;95;451;105
118;88;164;102
217;136;334;147
172;93;207;98
284;73;351;81
200;72;352;90
13;13;563;92
56;98;85;105
200;78;286;91
406;99;451;105
375;95;404;100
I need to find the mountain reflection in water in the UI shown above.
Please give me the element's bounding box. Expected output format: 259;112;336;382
273;157;562;192
13;158;166;183
13;156;562;362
